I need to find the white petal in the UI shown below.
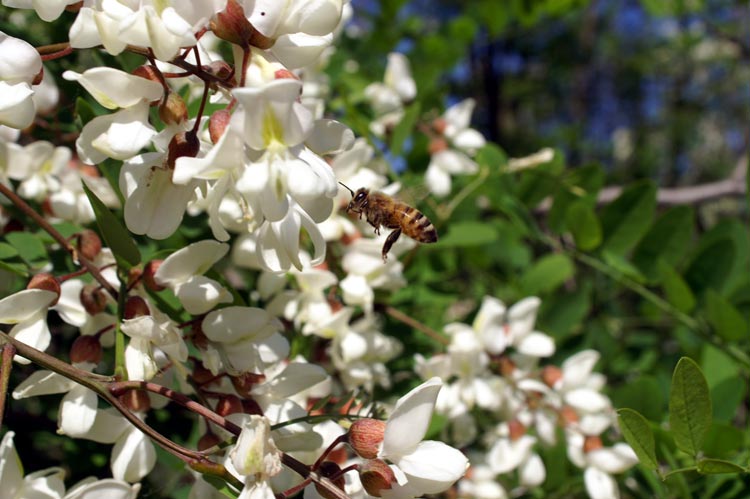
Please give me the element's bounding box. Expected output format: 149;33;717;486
584;467;620;499
257;363;327;398
21;467;66;498
564;388;611;413
382;377;442;458
0;289;55;323
155;240;229;286
562;349;601;388
110;426;156;482
395;440;468;495
65;478;140;499
443;99;475;134
58;385;98;437
452;128;486;152
12;370;76;399
174;276;232;315
62;68;162;109
507;297;541;338
10;314;51;363
425;162;452;197
0;432;23;497
305;119;354;155
519;453;546;487
384;53;416;101
588;444;638;474
272;33;333;70
52;280;88;327
202;306;280;343
432;149;478;175
515;332;555;357
80;409;128;444
0;32;42;83
0;81;35;129
486;435;536;474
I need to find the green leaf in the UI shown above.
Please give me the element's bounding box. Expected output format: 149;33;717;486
565;200;602;250
548;164;604;233
611;376;665;421
0;242;19;260
600;181;657;255
475;143;507;169
520;253;574;295
702;424;744;458
684;237;735;295
389;102;420;157
202;475;240;498
658;261;695;313
74;96;97;127
438;221;499;247
669;357;712;457
0;260;27;277
710;377;746;423
696;458;746;475
704;289;748;341
4;231;47;264
82;181;141;268
633;206;693;281
601;250;646;282
617;408;658;470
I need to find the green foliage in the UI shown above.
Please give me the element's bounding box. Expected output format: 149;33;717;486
82;182;141;269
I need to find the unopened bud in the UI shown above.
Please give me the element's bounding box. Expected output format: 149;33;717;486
209;109;231;144
348;419;386;459
432;117;447;135
215;395;244;417
428;137;448;155
70;335;103;364
65;2;83;13
559;405;579;426
76;229;102;260
508;419;526;441
27;273;60;306
359;459;395;497
159;92;188;125
192;364;216;385
197;431;222;451
80;284;108;315
242;398;263;415
123;295;150;319
314;461;346;499
274;69;298;80
132;65;162;105
166;131;200;169
541;365;563;388
583;435;603;453
120;389;151;412
231;372;266;398
142;260;165;291
211;0;255;47
205;61;234;81
498;356;516;377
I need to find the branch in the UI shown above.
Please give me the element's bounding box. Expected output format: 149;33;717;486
0;183;120;301
0;344;16;429
382;305;449;346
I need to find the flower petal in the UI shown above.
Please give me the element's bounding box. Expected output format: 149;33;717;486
382;377;442;458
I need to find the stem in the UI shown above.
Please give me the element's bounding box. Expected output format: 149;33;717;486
436;166;489;221
0;183;119;301
0;344;16;429
383;305;449;346
271;413;363;431
109;381;242;435
281;454;351;499
312;434;347;471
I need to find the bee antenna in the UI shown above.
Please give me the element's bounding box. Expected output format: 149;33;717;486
338;181;354;197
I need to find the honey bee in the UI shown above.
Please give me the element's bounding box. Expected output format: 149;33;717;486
340;183;438;261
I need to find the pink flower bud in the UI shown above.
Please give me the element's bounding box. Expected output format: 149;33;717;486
142;260;165;292
80;283;108;315
215;395;243;416
69;335;103;364
359;459;396;497
123;296;150;319
428;137;448;155
159;92;188;126
27;273;60;306
542;365;563;388
76;229;102;261
348;419;386;459
209;109;231;144
166;131;200;169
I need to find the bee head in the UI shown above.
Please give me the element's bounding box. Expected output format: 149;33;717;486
346;187;369;213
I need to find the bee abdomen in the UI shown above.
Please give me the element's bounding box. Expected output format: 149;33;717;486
404;208;438;243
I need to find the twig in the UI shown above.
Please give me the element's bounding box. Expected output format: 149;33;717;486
383;305;449;346
0;183;120;300
0;344;16;429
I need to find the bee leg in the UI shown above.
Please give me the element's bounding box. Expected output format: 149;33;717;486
381;229;401;262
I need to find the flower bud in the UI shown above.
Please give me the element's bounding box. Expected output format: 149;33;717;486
508;419;526;441
197;431;222;452
132;65;163;105
192;364;216;385
27;273;60;306
541;365;563;388
583;435;603;453
205;61;233;81
65;2;83;14
210;0;255;47
120;389;151;412
209;109;231;144
348;419;386;459
498;356;516;377
76;229;102;260
80;283;108;315
166;131;200;169
216;395;244;417
242;398;263;416
70;335;103;364
31;66;44;86
142;260;165;291
432;117;447;135
123;295;150;319
314;461;346;499
231;372;266;398
428;137;448;155
159;92;188;126
558;405;579;426
359;459;395;497
274;69;299;80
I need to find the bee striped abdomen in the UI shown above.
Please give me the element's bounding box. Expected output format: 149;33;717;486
400;205;438;243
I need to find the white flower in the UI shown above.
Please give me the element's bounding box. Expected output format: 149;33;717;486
154;240;233;315
63;68;163;110
0;431;141;498
230;415;282;499
567;432;638;499
377;377;469;497
77;101;157;165
340;237;408;313
0;288;57;364
425;99;485;197
2;140;70;201
1;0;80;22
365;52;416;137
0;31;42;84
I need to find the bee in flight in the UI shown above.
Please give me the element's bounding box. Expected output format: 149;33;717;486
340;182;438;261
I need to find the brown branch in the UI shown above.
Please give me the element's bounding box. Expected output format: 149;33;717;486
383;305;449;346
0;183;120;300
0;344;16;429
